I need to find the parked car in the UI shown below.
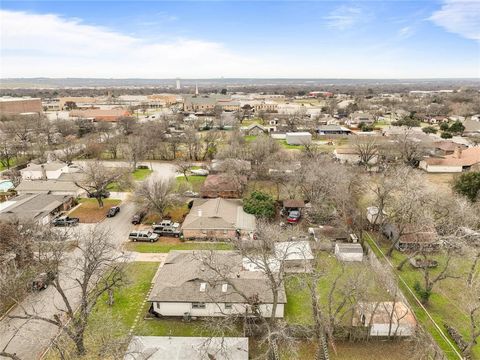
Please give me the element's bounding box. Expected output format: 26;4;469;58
287;210;301;224
137;165;149;170
128;230;159;242
183;190;199;198
31;271;57;291
52;216;79;227
152;220;180;230
106;206;120;217
153;225;181;237
131;211;147;225
88;190;110;199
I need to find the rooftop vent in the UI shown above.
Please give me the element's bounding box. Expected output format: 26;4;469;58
200;283;207;292
222;284;228;293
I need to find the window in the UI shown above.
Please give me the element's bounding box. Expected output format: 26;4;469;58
225;303;232;310
192;302;206;309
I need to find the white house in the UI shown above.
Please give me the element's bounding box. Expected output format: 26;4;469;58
353;302;417;337
125;336;249;360
286;132;312;145
274;241;314;272
148;251;286;318
334;147;378;165
334;243;363;262
20;161;70;180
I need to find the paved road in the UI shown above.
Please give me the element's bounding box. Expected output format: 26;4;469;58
0;200;136;360
73;160;178;181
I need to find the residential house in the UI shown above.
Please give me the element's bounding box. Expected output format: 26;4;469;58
181;198;256;240
209;159;252;173
463;119;480;136
347;112;375;126
419;146;480;173
200;174;247;199
148;250;286;318
334;147;378;165
0;193;74;225
20;161;71;180
353;301;416;337
335;243;363;262
125;336;249;360
433;141;467;156
317;125;352;135
285;132;312;145
242;124;267;136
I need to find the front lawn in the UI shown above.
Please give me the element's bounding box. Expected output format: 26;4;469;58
132;168;153;181
68;198;121;223
125;240;234;253
175;175;206;192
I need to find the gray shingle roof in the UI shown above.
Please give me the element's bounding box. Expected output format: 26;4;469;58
148;251;286;304
182;198;255;231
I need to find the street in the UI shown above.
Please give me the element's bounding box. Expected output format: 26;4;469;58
0;200;136;359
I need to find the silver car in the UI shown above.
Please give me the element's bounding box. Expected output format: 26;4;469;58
128;230;159;242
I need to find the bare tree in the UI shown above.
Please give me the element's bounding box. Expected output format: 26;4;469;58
126;135;147;171
353;136;378;169
134;177;177;217
75;161;128;207
9;226;126;356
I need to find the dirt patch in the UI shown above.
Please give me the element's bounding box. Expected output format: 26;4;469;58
69;198;121;223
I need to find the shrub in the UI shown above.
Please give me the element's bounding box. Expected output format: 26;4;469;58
413;281;431;304
440;132;453;139
243;191;276;219
453;172;480;202
422;126;437;134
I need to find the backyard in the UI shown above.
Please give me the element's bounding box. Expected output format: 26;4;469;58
175;174;206;192
68;198;122;223
364;232;479;360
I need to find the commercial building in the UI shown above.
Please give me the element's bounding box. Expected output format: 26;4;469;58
0;97;42;115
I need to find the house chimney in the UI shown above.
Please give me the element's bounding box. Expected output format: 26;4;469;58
198;209;202;217
41;164;47;180
453;146;463;159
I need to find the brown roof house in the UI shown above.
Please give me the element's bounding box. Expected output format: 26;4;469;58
182;198;256;240
200;174;247;199
433;141;467;156
419;146;480;173
148;250;286;318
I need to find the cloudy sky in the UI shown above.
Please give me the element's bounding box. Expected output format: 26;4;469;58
0;0;479;78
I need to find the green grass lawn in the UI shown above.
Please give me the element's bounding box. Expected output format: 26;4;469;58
175;175;206;192
244;135;258;142
364;233;479;360
69;198;121;222
285;252;389;325
132;168;153;181
125;241;234;253
278;140;303;150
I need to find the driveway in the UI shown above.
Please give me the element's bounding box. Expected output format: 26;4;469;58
0;201;136;359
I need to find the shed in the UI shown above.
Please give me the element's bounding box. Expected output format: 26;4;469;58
334;243;363;262
283;199;305;210
353;302;417;337
286;132;312;145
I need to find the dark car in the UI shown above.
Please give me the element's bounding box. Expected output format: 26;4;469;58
153;225;181;237
31;271;57;291
106;206;120;217
287;210;301;224
52;216;80;227
131;211;147;225
88;190;110;199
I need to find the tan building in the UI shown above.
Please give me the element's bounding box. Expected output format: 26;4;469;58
0;97;42;115
147;94;179;106
69;108;131;122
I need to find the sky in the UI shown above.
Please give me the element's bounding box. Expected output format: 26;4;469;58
0;0;479;79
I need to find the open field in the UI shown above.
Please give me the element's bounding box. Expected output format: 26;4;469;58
364;232;479;360
124;239;234;253
68;198;121;223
